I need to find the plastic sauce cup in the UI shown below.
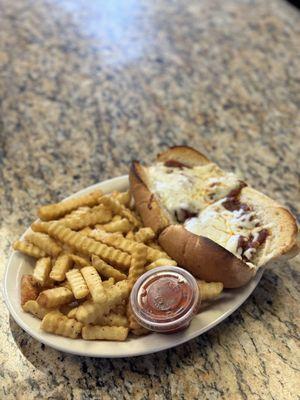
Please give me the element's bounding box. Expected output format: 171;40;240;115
130;266;199;333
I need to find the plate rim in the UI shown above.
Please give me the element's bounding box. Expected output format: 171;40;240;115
2;175;263;358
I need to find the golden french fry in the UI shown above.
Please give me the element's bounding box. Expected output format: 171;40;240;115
93;232;124;241
69;254;90;267
125;231;135;240
102;277;115;288
98;215;121;225
112;215;122;221
89;230;136;253
99;195;140;227
134;227;155;243
60;281;72;290
33;257;52;286
76;280;130;324
111;191;131;207
105;280;130;309
81;266;107;304
147;241;164;251
96;219;132;233
129;209;143;225
38;190;103;221
67;307;78;319
43;222;131;269
37;287;74;308
60;206;112;230
145;258;177;271
82;325;128;341
63;206;91;220
66;269;89;299
31;221;50;234
23;300;54;319
146;246;171;262
92;255;127;282
13;240;46;258
78;227;93;236
126;303;149;335
25;232;62;257
95;313;128;327
21;275;39;306
50;254;73;281
197;281;224;301
128;244;147;287
126;302;141;330
41;311;82;339
89;230;167;262
75;300;104;324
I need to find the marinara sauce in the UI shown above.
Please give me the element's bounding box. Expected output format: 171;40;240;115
130;266;199;333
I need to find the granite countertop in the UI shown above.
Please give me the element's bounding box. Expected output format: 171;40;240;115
0;0;299;399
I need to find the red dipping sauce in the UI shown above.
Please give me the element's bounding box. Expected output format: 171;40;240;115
130;266;199;333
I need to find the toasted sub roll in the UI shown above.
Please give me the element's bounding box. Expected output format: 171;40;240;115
129;146;299;288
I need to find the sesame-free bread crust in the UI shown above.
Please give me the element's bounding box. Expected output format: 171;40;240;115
158;225;255;288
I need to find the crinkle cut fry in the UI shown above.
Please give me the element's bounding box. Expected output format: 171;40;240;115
38;190;103;221
76;280;130;324
69;254;90;267
128;244;147;288
111;191;131;207
25;232;62;257
66;269;89;299
13;240;46;258
81;266;107;304
41;311;82;339
145;258;177;271
23;300;53;319
75;300;105;324
33;257;52;286
127;302;149;335
21;275;40;306
50;253;73;281
31;221;50;234
125;231;135;240
82;325;128;341
95;312;128;327
59;206;112;230
37;286;74;308
97;218;132;233
92;255;127;281
100;195;140;227
134;227;155;243
89;230;137;253
36;221;131;269
196;280;223;301
89;230;169;262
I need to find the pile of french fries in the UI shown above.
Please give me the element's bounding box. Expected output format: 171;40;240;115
14;189;223;342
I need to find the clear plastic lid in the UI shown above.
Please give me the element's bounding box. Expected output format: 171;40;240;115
130;266;199;333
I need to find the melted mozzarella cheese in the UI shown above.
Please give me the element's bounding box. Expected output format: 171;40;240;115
147;163;242;220
184;201;261;268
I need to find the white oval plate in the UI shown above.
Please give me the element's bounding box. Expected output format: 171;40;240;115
3;175;263;358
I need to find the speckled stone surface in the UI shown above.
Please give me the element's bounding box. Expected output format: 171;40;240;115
0;0;299;399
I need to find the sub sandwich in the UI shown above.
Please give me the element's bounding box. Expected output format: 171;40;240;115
129;146;299;288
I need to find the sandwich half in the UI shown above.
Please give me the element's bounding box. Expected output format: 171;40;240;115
129;146;299;288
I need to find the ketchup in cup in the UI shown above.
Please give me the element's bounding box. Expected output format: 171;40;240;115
130;266;199;333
